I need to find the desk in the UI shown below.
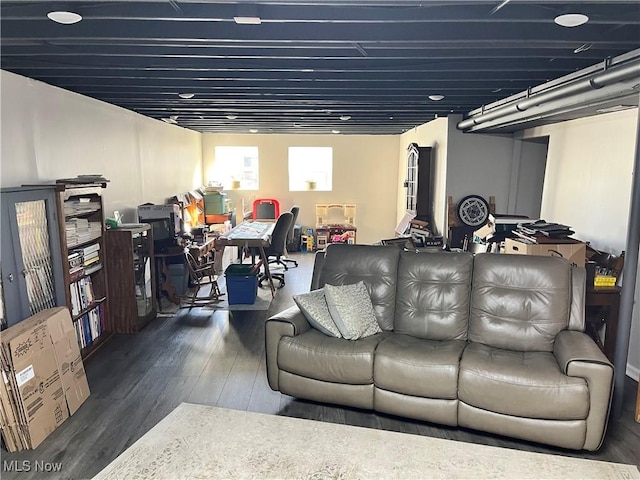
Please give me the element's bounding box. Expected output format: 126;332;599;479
216;221;276;296
585;286;621;362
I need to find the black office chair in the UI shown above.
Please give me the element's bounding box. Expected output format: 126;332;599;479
250;212;294;288
281;205;300;269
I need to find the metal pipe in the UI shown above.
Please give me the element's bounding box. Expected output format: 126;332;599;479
457;60;640;131
462;78;639;133
612;108;640;419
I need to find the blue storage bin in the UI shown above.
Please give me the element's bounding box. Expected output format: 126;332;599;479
225;264;258;304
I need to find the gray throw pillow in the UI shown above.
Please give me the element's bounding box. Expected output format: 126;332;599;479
293;289;342;338
324;282;382;340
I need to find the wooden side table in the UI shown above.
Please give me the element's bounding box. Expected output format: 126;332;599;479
585;286;621;362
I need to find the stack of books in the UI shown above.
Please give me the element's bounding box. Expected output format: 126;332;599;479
512;220;575;244
66;219;102;247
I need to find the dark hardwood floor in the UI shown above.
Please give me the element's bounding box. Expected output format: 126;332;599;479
2;252;639;479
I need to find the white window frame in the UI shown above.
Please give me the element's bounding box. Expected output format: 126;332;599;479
210;146;259;190
288;147;333;191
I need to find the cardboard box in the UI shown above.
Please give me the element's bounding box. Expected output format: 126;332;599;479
1;313;69;449
0;307;90;451
504;238;586;267
47;308;91;415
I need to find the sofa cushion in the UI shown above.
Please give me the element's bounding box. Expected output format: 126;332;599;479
318;244;400;330
374;334;466;399
395;252;473;341
293;289;341;338
459;343;589;420
277;329;388;384
324;282;382;340
469;254;572;351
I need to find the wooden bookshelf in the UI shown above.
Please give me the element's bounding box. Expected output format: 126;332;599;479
54;182;112;359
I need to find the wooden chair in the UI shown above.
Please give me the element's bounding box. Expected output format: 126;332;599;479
180;251;224;308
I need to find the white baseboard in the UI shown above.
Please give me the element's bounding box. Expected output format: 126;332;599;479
626;363;640;381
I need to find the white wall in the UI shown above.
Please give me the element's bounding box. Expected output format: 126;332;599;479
202;133;400;245
0;70;202;220
446;119;516;220
398;118;449;236
513;139;548;218
521;108;640;378
522;110;638;254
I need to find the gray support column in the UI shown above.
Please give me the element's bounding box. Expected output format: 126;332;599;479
612;109;640;419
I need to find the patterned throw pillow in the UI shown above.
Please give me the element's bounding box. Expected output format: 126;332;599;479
324;282;382;340
293;289;342;338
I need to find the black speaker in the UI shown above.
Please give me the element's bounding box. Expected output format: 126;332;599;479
287;225;302;252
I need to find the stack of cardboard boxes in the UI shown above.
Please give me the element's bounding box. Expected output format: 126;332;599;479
0;307;90;452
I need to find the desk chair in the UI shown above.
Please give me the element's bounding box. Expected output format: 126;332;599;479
180;251;224;308
281;205;300;268
252;198;280;220
251;211;293;288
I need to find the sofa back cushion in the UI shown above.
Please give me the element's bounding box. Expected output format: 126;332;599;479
469;254;572;352
318;244;400;331
394;251;473;341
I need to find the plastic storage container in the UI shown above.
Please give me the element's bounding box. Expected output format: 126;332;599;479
168;263;189;295
225;264;258;304
204;192;227;215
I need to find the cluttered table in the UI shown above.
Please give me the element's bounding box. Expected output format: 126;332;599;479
216;221;276;296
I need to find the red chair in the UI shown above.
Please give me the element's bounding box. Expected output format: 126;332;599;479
252;198;280;220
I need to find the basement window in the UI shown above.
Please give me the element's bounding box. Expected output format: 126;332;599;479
210;146;259;190
288;147;333;191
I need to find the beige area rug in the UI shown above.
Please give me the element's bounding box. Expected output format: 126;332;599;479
157;280;274;316
93;403;639;480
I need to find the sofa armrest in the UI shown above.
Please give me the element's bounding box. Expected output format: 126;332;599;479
553;330;614;451
265;306;311;391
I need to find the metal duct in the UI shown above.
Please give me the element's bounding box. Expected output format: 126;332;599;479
457;51;640;132
462;76;639;133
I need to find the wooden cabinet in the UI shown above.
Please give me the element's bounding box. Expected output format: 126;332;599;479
55;182;112;360
0;186;66;328
404;143;433;224
105;225;157;332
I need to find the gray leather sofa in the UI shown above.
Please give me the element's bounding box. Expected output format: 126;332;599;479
265;244;614;451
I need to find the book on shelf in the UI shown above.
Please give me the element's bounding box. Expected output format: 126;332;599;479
82;243;100;256
84;263;102;276
69;276;95;316
83;255;100;267
74;304;104;349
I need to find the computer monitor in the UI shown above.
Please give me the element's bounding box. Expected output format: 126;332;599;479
146;218;176;250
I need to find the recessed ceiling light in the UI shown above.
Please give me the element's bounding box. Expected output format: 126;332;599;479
234;16;261;25
389;116;394;120
226;114;238;120
161;117;177;124
492;88;503;93
47;11;82;24
249;129;258;133
428;94;445;101
178;93;195;99
293;123;302;127
301;69;314;73
554;13;589;28
331;129;341;134
340;115;351;121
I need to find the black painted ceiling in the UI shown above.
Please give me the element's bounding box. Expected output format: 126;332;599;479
1;1;639;134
